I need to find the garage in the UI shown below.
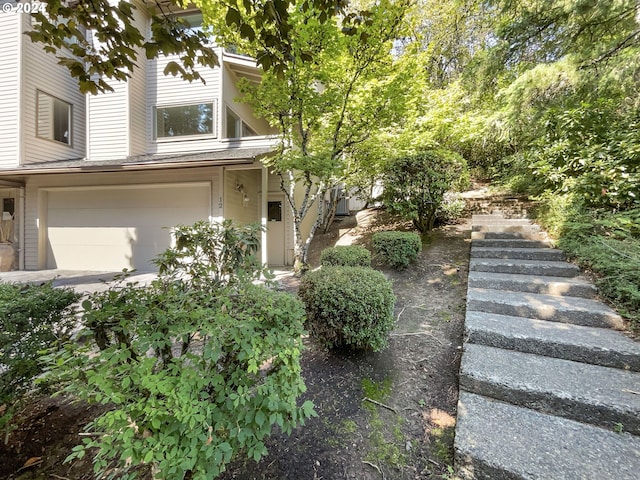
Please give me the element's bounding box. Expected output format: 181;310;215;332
45;183;211;271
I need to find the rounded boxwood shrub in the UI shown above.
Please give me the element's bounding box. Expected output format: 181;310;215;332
372;231;422;269
320;245;371;267
298;266;396;351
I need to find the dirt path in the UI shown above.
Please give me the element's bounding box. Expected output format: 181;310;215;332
222;211;471;479
2;210;471;480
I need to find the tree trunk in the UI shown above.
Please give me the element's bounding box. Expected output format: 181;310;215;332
322;188;341;233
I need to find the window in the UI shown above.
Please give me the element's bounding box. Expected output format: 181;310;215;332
37;91;71;145
268;201;282;222
155;103;214;139
226;107;257;139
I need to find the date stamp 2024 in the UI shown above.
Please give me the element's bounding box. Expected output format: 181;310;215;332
1;2;47;14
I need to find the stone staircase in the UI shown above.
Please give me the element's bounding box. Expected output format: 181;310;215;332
455;214;640;479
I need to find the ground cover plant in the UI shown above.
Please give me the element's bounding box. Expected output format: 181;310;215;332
42;221;315;480
372;231;422;270
535;195;640;334
0;282;79;433
299;266;396;351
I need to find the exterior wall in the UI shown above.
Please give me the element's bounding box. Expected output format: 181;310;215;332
23;166;223;269
146;49;223;155
87;82;129;160
20;14;86;164
223;168;262;225
127;3;148;156
221;64;273;137
0;12;20;168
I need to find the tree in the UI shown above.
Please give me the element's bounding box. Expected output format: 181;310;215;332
28;0;356;94
236;0;411;273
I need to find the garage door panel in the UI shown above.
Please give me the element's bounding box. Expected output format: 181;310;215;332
48;208;206;228
46;184;210;271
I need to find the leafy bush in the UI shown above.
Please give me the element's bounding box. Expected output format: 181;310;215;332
320;245;371;267
299;266;396;351
435;192;466;225
0;282;78;427
46;221;315;480
372;231;422;269
381;149;468;233
535;194;640;334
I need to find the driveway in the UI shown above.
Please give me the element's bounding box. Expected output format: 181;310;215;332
0;269;158;294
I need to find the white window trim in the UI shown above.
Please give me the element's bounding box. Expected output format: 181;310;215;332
225;105;258;139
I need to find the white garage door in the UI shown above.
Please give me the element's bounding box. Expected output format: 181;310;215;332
46;183;210;271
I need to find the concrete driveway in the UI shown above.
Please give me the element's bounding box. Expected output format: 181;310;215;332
0;269;158;294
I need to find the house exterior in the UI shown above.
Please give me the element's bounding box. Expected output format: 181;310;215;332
0;4;311;272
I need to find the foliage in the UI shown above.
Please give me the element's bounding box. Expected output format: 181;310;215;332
44;221;314;479
320;245;371;267
298;266;396;351
372;231;422;270
535;194;640;334
381;150;468;233
0;283;79;428
28;0;363;94
435;193;467;225
237;0;411;272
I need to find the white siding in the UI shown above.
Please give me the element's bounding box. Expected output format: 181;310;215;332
146;49;222;155
21;14;86;164
128;5;147;156
88;82;129;160
0;13;20;167
23;166;222;269
221;65;273;136
223;169;261;225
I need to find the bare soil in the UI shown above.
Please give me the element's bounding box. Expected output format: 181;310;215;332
1;209;471;480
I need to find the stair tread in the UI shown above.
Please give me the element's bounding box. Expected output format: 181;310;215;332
467;271;597;297
465;311;640;371
459;344;640;433
455;391;640;480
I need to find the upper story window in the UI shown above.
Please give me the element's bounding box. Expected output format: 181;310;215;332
155;103;215;139
177;12;204;31
36;91;71;146
226;107;257;139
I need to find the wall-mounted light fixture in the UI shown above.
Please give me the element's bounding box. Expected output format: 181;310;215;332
235;180;250;208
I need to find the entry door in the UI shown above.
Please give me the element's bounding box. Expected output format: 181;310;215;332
266;196;285;265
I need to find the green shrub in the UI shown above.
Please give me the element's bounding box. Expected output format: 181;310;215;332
0;282;79;429
45;221;315;480
535;193;640;334
320;245;371;267
381;149;468;233
299;266;396;351
372;231;422;269
435;192;466;225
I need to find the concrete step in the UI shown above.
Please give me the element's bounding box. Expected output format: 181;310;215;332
467;287;625;329
472;238;553;249
472;217;537;226
459;344;640;434
465;311;640;371
471;247;566;262
467;271;597;298
470;258;581;278
472;231;547;240
455;391;640;480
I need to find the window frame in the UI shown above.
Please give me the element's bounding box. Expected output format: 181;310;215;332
153;101;217;141
225;105;258;139
36;90;72;147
